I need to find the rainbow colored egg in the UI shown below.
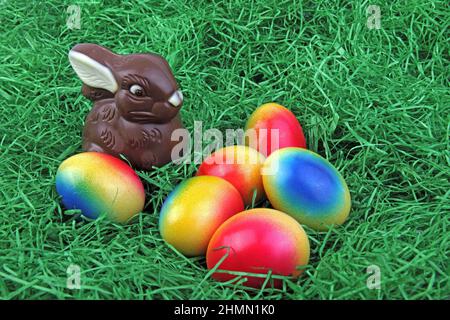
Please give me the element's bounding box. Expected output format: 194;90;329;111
159;176;244;256
196;145;266;206
262;148;351;231
55;152;145;223
245;102;306;157
207;208;310;288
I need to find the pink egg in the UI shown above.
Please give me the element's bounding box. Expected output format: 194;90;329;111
207;208;310;288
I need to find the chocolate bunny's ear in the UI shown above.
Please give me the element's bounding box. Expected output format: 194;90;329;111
69;49;118;94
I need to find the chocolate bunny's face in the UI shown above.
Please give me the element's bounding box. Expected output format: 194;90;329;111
69;44;183;124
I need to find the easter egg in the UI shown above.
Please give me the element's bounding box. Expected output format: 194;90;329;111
55;152;145;223
159;176;244;256
262;148;351;231
196;145;266;206
245;102;306;156
206;208;310;288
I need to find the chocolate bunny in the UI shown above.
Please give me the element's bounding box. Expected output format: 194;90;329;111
68;43;185;170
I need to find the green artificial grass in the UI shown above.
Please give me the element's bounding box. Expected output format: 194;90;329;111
0;0;449;300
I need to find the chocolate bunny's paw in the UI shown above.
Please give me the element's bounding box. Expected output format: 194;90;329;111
127;128;162;149
83;141;106;153
141;152;158;170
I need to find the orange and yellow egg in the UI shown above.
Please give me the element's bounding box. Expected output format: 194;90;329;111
196;145;266;206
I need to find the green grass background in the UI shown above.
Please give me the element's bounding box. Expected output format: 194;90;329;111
0;0;449;299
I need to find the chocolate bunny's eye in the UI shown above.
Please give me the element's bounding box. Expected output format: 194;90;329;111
130;84;145;97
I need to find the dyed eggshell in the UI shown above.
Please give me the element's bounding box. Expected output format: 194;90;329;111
262;148;351;231
55;152;145;223
245;102;306;157
196;145;266;206
159;176;244;256
206;208;310;288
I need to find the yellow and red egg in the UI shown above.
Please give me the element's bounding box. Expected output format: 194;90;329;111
159;176;244;256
